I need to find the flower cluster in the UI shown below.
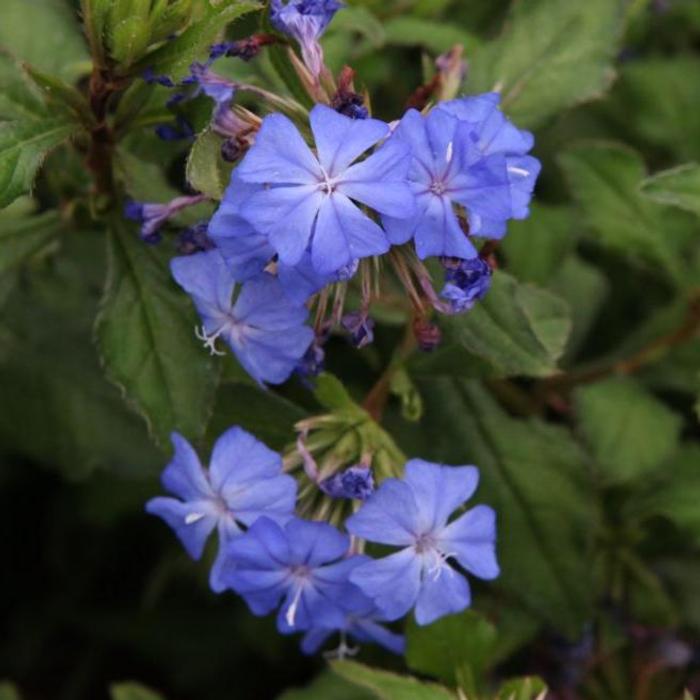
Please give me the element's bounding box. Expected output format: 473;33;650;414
147;426;499;655
125;1;539;388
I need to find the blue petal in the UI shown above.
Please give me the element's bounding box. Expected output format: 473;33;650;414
234;273;309;328
277;581;346;633
209;517;242;593
146;496;218;559
235;113;322;184
278;253;334;304
215;232;274;281
413;194;477;260
226;516;291;568
403;459;480;533
312;193;389;274
337;138;415;217
352;619;406;655
309;104;388;176
160;432;212;500
227;475;298;526
285;518;349;566
506;155;541;219
240;185;324;267
345;479;419;546
439;505;500;580
349;548;422;621
209;426;283;490
424;108;460;177
392;109;436;183
414;563;471;625
170;250;234;328
300;627;334;655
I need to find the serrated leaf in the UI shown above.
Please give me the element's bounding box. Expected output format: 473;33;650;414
0;55;47;121
410;380;595;635
331;661;456;700
640;163;700;217
109;682;163;700
186;128;232;199
95;216;218;446
0;210;60;275
133;0;262;79
0;0;89;80
467;0;624;128
574;378;683;485
406;610;497;694
442;270;571;378
0;117;78;209
558;142;690;280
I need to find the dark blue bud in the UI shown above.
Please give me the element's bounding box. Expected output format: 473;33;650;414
295;342;325;384
341;311;374;348
124;200;145;222
177;223;216;255
439;256;492;314
143;67;175;88
320;465;374;500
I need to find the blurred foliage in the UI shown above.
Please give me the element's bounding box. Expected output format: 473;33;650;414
1;0;700;699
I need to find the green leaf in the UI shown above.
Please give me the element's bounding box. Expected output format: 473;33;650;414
501;205;576;286
329;6;386;51
614;56;700;162
549;255;609;362
383;17;477;54
574;378;683;485
442;270;572;378
410;381;595;635
0;682;20;700
315;372;363;413
278;671;374;700
208;382;307;452
558;142;691;279
0;0;89;80
0;229;161;479
467;0;624;128
0;117;78;209
496;677;547;700
331;661;456;700
109;682;164;700
632;445;700;545
186;128;232;199
95;216;218;446
0;55;47;121
640;163;700;217
406;610;497;694
0;210;60;275
133;0;262;79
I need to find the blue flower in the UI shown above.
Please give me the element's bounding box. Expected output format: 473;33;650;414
222;516;365;633
346;459;499;626
382;108;512;260
341;310;375;348
270;0;343;76
183;62;238;107
320;465;374;500
301;588;404;656
146;428;297;592
440;257;492;314
124;194;206;243
170;250;314;385
233;104;415;275
437;94;541;237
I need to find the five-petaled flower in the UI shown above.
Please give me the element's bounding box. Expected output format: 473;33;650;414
222;516;366;633
146;428;297;592
232;104;415;275
170;249;314;385
346;459;500;625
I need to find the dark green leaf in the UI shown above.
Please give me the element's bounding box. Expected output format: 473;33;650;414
95;216;218;446
574;378;683;485
442;271;572;378
0;118;78;209
496;677;547;700
133;0;262;80
640;163;700;217
468;0;624;128
331;661;456;700
0;0;89;80
558;142;692;280
0;682;20;700
0;210;60;275
278;671;374;700
383;17;477;54
501;204;576;286
406;610;497;693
